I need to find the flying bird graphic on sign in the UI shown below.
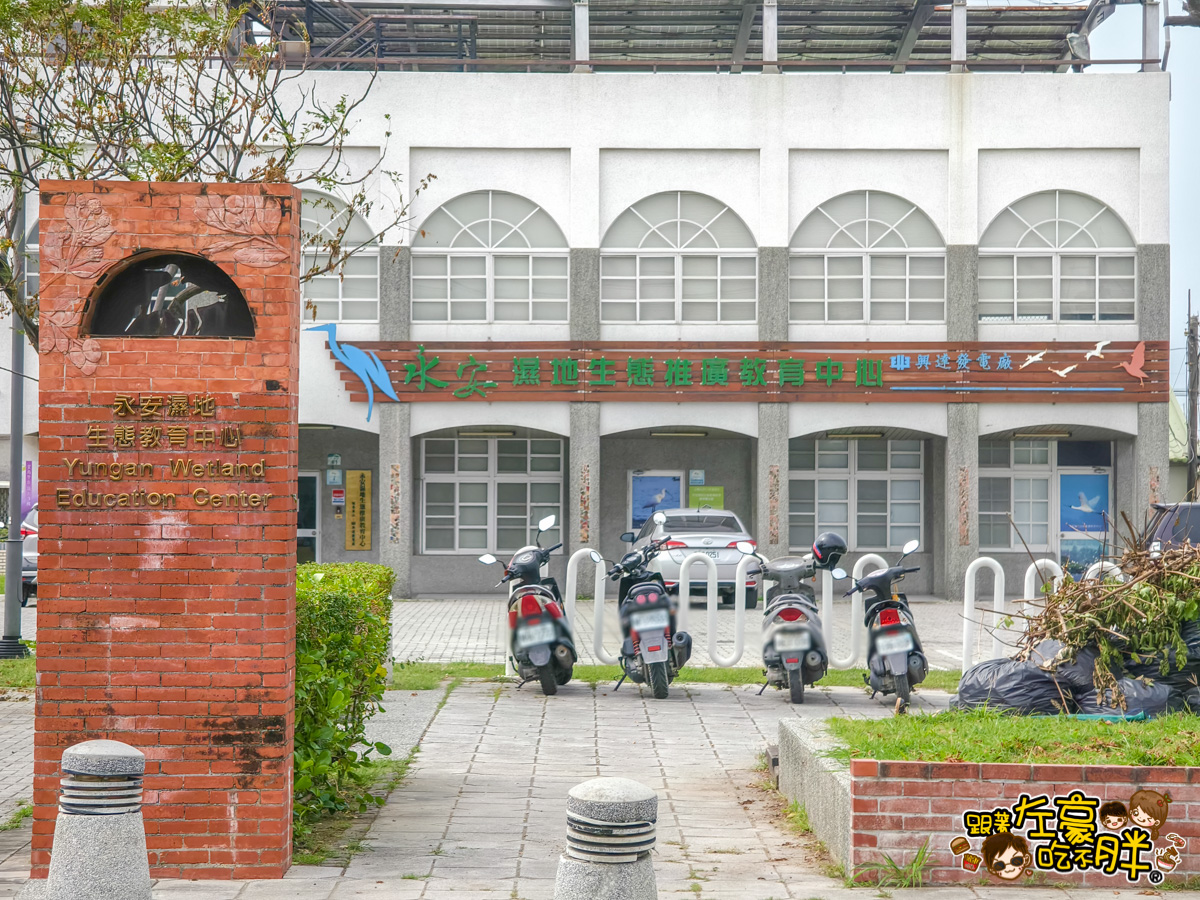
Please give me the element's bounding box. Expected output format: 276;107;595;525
307;323;399;422
1020;350;1048;369
1071;492;1102;514
1049;365;1077;378
1084;340;1111;361
1117;341;1149;385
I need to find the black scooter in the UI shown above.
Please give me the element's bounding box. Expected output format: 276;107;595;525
757;549;831;704
601;512;693;699
832;538;928;714
479;514;578;696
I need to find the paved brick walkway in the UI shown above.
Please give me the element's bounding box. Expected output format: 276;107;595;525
1;685;1198;899
391;596;1017;670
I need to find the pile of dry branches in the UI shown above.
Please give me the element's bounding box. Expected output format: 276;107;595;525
1017;542;1200;702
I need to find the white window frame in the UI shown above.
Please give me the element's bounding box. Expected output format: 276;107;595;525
977;252;1137;323
977;439;1114;553
22;221;38;300
789;191;946;324
412;191;569;324
301;191;381;324
412;250;570;324
419;438;563;555
978;191;1136;324
788;439;924;553
600;191;758;325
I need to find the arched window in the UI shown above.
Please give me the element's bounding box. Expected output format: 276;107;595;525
600;191;756;324
412;191;568;323
979;191;1135;323
301;190;380;322
789;191;945;323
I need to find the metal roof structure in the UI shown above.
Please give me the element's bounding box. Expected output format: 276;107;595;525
261;0;1127;70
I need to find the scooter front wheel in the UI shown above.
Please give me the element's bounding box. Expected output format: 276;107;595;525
648;661;669;699
789;674;804;704
538;664;559;696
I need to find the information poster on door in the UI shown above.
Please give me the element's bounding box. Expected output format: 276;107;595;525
688;486;724;509
346;470;372;551
1059;472;1109;578
629;473;681;530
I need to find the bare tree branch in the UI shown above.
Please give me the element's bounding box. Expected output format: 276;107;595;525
0;0;433;343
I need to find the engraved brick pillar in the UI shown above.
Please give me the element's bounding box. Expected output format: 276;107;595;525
33;180;300;879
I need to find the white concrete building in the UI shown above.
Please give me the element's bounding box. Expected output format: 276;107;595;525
4;1;1175;599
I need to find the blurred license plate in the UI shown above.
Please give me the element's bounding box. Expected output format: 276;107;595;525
703;550;720;559
774;631;811;652
631;609;670;632
876;631;913;655
516;622;555;648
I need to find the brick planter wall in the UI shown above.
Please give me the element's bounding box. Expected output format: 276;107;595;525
34;180;300;879
852;760;1199;887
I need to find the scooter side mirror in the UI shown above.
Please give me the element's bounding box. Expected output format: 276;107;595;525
830;567;848;580
478;554;499;566
900;539;920;558
734;541;756;555
620;532;636;543
588;550;603;564
652;511;667;525
538;514;557;533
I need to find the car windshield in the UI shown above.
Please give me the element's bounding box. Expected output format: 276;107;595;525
663;515;742;534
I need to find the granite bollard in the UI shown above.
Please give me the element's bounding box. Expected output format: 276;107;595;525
555;777;657;900
22;739;151;900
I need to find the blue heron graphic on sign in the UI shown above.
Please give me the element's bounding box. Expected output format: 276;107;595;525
306;323;399;421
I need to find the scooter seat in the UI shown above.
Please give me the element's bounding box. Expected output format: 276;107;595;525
764;593;818;618
510;583;558;609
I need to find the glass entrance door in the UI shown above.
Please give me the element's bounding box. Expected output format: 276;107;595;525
298;471;319;563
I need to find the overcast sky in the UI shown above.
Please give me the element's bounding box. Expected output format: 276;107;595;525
1089;3;1199;400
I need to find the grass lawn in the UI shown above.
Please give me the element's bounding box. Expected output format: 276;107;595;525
0;656;35;690
827;708;1200;767
391;661;961;693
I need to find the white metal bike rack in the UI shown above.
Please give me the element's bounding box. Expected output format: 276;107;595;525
563;547;608;633
676;552;719;638
1020;559;1064;633
696;554;757;667
824;553;887;670
962;556;1006;670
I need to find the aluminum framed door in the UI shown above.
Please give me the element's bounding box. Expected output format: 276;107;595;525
298;471;320;564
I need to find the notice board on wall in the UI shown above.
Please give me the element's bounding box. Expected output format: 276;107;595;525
346;469;372;551
688;486;724;509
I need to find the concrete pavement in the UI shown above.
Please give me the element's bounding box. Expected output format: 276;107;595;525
0;682;1196;898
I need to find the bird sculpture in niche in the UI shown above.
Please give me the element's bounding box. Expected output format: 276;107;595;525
125;263;227;336
306;323;399;422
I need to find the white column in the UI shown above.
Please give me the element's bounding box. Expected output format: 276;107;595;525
762;0;779;74
1143;0;1161;72
574;0;591;73
951;0;967;72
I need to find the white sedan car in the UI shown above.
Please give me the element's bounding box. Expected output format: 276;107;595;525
624;509;760;608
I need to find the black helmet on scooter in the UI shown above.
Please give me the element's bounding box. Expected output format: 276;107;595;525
812;532;847;570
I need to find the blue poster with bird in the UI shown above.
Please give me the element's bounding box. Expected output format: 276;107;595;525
630;474;681;530
1059;473;1109;533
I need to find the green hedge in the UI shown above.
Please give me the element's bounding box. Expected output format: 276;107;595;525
294;563;395;839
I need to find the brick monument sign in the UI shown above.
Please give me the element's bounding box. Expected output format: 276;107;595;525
33;180;300;879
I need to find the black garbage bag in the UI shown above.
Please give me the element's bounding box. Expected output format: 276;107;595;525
1027;640;1106;692
951;658;1074;714
1123;618;1200;691
1073;677;1174;717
